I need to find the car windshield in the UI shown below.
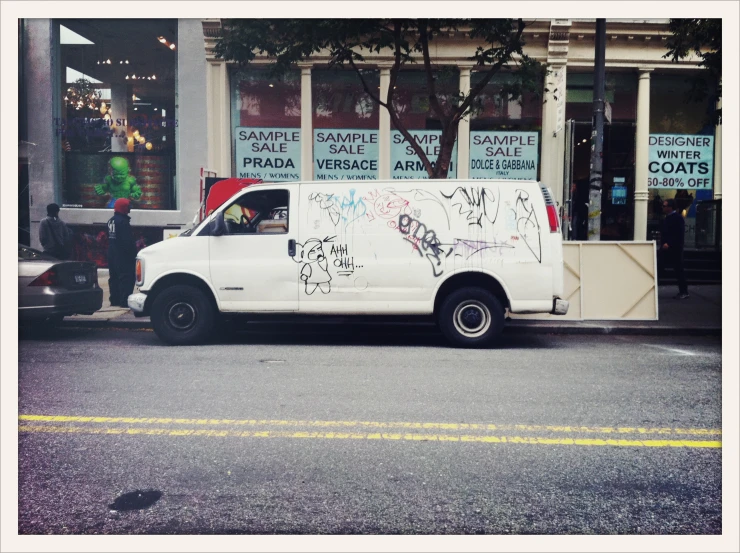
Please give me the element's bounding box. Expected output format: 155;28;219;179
18;245;57;261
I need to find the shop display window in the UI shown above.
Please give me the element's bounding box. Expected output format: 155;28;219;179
231;68;301;182
647;74;716;247
56;19;177;210
312;69;379;181
391;69;459;179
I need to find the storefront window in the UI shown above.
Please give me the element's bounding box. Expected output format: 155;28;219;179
469;71;544;180
565;72;637;241
391;69;459;179
231;67;301;181
647;74;716;248
312;69;379;181
56;19;177;210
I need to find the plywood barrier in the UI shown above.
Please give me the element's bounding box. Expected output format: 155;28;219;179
509;242;658;321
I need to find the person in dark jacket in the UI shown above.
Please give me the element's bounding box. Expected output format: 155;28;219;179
660;198;689;299
39;203;73;259
107;198;137;308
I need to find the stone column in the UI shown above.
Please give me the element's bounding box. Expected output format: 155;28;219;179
713;96;722;200
26;20;57;249
633;67;653;242
299;63;313;180
540;64;567;205
206;61;229;177
378;63;392;180
457;65;473;179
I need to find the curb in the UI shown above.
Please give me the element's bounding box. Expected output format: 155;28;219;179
60;319;721;337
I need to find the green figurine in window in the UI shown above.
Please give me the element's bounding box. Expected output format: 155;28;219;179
95;156;143;208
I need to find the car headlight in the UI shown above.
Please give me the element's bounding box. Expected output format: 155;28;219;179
135;258;144;286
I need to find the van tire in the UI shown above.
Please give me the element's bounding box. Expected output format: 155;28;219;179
150;284;215;345
437;287;504;348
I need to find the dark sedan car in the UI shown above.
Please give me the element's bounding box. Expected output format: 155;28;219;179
18;244;103;323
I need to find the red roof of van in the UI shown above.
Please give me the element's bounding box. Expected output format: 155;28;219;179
205;178;262;214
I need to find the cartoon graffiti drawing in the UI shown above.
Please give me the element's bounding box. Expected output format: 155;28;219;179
364;189;411;220
292;237;333;295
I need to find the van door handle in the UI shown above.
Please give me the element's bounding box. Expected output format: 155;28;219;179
288;239;296;257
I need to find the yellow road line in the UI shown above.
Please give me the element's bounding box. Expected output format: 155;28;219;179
17;415;722;436
17;425;721;448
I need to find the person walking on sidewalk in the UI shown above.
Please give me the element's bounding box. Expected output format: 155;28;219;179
39;203;73;260
107;198;136;308
660;198;689;299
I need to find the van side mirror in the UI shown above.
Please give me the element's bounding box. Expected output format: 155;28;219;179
210;212;227;236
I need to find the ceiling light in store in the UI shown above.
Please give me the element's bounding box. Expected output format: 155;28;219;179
134;107;138;111
120;61;123;64
104;113;111;121
125;75;129;80
151;75;156;80
269;84;274;88
138;136;146;144
125;60;129;64
169;43;176;50
158;36;167;44
107;59;111;64
145;142;153;150
133;130;140;139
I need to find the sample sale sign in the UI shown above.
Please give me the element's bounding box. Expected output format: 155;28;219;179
469;131;539;180
648;134;714;189
235;127;301;182
391;130;457;179
314;129;379;180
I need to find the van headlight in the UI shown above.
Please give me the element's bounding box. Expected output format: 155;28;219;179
135;258;144;286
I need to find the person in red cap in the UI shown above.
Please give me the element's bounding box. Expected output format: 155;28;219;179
106;198;136;308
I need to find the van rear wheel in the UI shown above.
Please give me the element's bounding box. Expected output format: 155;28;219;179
438;287;504;348
151;284;215;345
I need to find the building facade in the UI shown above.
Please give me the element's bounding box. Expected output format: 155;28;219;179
19;19;721;264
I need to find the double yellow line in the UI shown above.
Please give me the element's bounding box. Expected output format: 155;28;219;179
18;415;722;449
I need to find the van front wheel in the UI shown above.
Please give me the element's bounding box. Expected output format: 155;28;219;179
438;287;504;348
151;284;215;345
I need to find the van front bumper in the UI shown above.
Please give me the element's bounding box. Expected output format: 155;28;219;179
551;298;569;316
127;292;148;316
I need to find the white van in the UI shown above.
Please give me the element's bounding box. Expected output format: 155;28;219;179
128;179;568;347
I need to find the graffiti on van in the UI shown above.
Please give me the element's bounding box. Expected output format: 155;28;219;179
513;189;542;263
398;214;445;277
292;237;334;295
362;188;411;223
441;186;499;228
308;192;341;227
308;189;368;230
447;238;515;259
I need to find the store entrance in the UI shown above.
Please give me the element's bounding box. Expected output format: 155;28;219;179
563;120;636;241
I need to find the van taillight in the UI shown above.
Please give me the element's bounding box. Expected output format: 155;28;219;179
546;205;559;233
135;259;143;285
30;268;58;286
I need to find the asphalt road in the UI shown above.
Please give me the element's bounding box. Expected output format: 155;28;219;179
17;324;722;535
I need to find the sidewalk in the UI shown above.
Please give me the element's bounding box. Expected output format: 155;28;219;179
64;270;722;336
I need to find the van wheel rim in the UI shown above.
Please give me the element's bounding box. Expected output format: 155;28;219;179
452;301;491;338
167;301;196;331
